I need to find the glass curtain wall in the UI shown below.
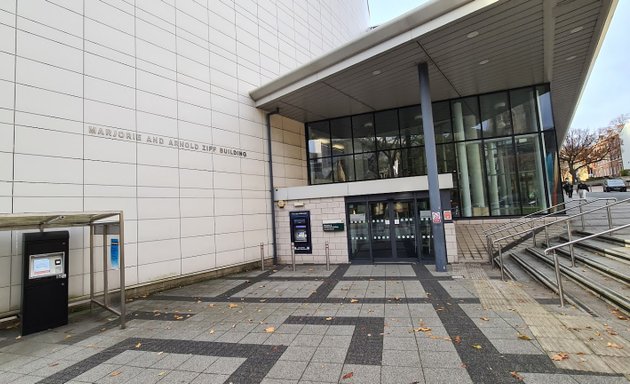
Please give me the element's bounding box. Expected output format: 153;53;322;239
306;84;560;218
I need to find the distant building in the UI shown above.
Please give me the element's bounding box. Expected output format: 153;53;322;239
590;127;623;178
620;122;630;171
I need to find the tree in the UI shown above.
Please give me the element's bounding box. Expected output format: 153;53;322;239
560;128;609;182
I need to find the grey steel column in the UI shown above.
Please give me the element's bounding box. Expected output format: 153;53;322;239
417;62;447;272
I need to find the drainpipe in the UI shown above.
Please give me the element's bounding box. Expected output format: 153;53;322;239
266;108;280;265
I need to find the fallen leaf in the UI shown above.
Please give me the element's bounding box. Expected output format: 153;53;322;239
454;335;462;344
265;327;276;333
611;309;628;320
196;300;202;304
260;299;267;303
64;334;72;339
325;317;334;321
480;317;489;321
342;372;353;380
209;330;215;334
157;352;163;355
158;371;167;376
414;327;432;333
135;343;142;349
15;336;21;340
606;328;618;336
517;334;532;341
576;352;586;355
208;304;215;308
48;362;59;367
472;344;482;350
607;342;623;349
350;299;359;303
551;352;569;361
110;371;121;377
228;303;239;309
510;371;524;381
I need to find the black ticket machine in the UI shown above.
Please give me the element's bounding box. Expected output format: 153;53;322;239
289;211;312;254
21;231;69;336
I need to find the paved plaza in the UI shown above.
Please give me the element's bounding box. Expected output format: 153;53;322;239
0;263;628;384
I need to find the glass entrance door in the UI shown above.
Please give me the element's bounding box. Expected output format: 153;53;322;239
416;198;433;261
392;201;416;259
347;194;436;262
370;201;391;259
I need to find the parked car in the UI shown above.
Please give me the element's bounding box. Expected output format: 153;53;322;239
603;178;627;192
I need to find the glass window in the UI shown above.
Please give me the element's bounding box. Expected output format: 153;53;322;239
352;113;375;153
436;143;456;174
309;158;332;184
354;152;378;181
375;110;400;150
399;105;423;146
484;137;520;215
433;101;452;143
332;155;355;182
510;88;538;134
400;147;426;177
307;121;330;159
330;117;352;156
480;92;512;138
515;134;547;213
377;149;402;179
451;97;480;141
455;140;488;217
536;85;555;130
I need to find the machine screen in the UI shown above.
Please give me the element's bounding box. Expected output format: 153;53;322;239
33;258;51;275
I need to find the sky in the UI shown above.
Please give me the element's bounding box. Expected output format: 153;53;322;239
368;0;630;131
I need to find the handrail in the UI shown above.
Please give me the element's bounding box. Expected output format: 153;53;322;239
544;222;630;307
485;198;616;262
485;201;571;236
486;198;615;238
491;196;630;282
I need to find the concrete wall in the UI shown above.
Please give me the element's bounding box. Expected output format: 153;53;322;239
0;0;369;316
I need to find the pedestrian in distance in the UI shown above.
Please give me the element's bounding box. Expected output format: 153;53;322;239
577;180;589;199
563;179;573;198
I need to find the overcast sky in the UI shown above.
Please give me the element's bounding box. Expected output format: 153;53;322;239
368;0;630;131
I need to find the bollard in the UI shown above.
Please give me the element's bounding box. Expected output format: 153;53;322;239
260;242;265;271
325;241;330;271
291;241;296;271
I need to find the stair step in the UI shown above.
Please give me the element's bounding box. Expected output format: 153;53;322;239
558;235;630;264
576;230;630;247
526;248;630;314
508;253;591;312
544;240;629;285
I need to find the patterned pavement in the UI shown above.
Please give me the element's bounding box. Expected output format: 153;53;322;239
0;263;628;384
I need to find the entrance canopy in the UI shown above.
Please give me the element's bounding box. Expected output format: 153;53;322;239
250;0;617;142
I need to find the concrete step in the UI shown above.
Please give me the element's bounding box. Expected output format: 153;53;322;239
525;247;630;314
576;229;630;248
543;239;630;285
506;253;592;312
558;235;630;264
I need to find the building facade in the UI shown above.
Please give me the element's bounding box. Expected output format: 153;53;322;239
0;0;617;317
0;0;369;316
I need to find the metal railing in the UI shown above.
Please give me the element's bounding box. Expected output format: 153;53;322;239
491;196;630;304
544;223;630;306
486;198;616;262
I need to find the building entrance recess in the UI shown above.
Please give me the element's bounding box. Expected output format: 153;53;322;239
347;194;434;263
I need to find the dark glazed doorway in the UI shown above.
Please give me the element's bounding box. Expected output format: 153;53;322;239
347;193;435;263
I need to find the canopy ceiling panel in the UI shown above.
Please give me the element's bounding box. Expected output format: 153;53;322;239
251;0;616;141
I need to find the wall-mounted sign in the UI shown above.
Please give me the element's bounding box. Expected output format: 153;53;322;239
432;211;442;224
110;238;119;270
443;210;452;222
323;219;345;232
87;125;247;158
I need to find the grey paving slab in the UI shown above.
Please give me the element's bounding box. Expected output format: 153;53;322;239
300;362;343;382
422;367;473;384
339;364;381;383
265;361;308;380
270;266;336;277
233;280;323;298
521;372;580;384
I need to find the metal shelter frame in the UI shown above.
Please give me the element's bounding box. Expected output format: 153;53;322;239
0;211;126;329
